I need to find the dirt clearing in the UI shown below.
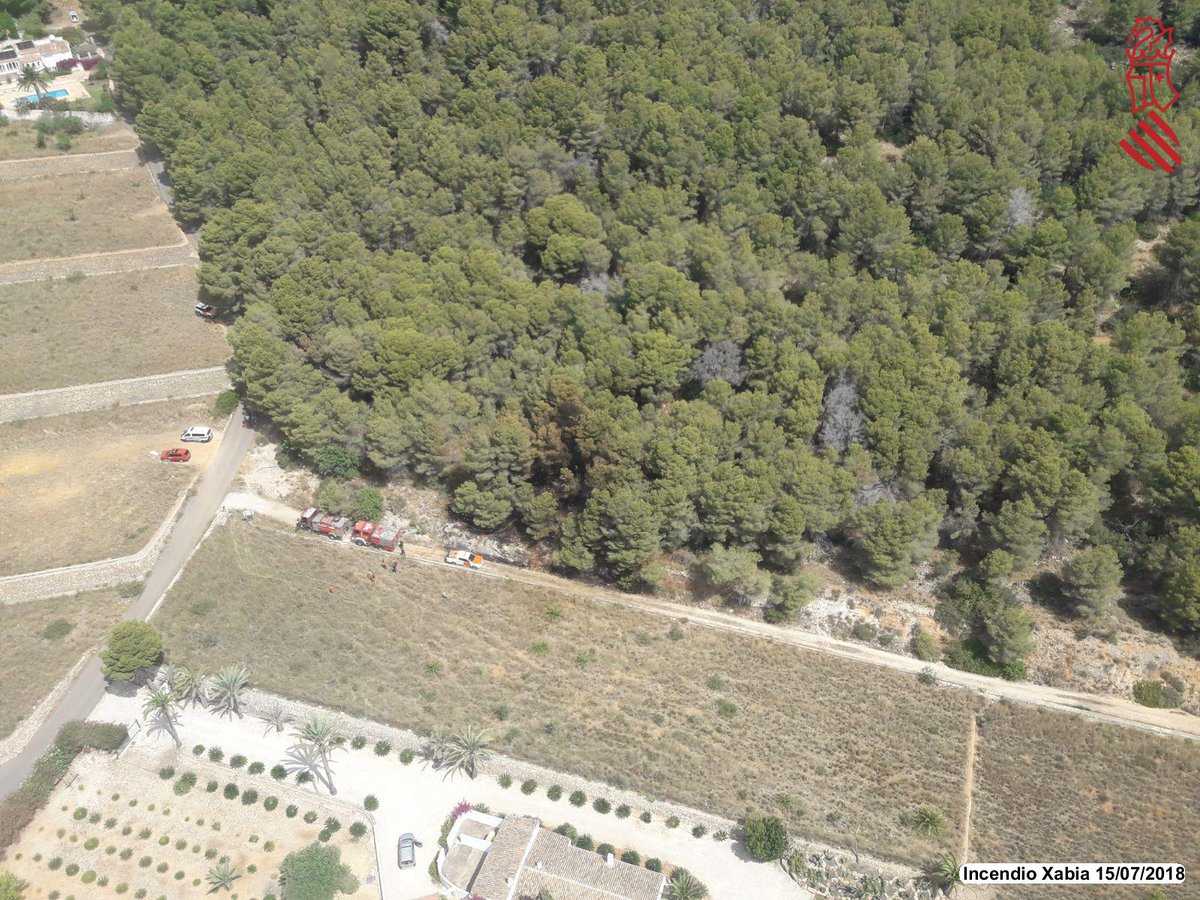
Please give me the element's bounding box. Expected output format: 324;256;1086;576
0;266;228;393
0;588;125;741
0;397;223;575
156;519;976;865
0;169;180;265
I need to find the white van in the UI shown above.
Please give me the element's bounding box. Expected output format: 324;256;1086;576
180;426;213;443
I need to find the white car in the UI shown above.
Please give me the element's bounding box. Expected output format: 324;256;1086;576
180;426;213;443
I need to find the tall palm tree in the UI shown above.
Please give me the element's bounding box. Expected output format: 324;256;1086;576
258;700;290;735
440;725;494;780
142;685;181;746
173;666;210;707
206;860;240;892
209;665;250;717
16;65;50;103
666;869;708;900
291;714;343;794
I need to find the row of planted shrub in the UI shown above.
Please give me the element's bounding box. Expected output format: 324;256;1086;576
155;766;367;842
492;774;729;840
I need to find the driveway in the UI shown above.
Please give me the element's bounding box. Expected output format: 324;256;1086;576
0;409;254;798
90;690;809;900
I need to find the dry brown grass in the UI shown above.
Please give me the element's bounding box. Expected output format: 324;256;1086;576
0;397;223;575
155;520;976;864
0;121;138;161
971;702;1200;898
0;169;180;264
0;588;125;740
0;266;227;393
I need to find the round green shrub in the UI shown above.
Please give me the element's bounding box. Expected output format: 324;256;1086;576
569;790;586;807
192;744;204;756
138;828;151;839
640;811;652;823
84;838;99;850
350;822;368;838
351;736;366;749
593;798;611;814
156;862;168;873
116;884;128;894
241;788;259;805
666;816;680;828
554;824;576;840
364;795;379;811
296;771;313;784
73;807;87;820
742;814;789;862
374;740;391;756
596;842;615;857
158;836;169;846
621;850;641;865
248;761;265;775
49;857;63;870
81;870;96;884
399;748;414;765
575;835;594;851
105;816;118;829
691;824;707;838
547;785;563;801
270;764;288;780
158;767;174;780
645;857;663;871
223;784;239;800
120;849;132;860
521;779;537;794
286;804;298;818
498;773;513;788
303;811;318;824
205;780;219;792
264;796;278;811
174;839;187;850
229;754;247;768
204;849;217;860
207;747;224;763
65;864;79;876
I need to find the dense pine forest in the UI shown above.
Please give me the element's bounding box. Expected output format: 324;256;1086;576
97;0;1200;672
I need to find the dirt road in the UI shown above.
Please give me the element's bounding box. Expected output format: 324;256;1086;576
225;494;1200;743
0;410;254;799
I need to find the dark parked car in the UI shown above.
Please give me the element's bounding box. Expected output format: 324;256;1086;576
397;833;417;868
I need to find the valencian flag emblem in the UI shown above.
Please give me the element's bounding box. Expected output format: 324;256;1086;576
1120;17;1182;172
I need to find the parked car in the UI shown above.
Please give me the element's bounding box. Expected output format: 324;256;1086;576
194;303;217;319
160;447;191;463
180;426;213;442
397;833;417;868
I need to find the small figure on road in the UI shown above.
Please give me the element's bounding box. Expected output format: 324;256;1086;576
390;560;399;574
398;541;406;557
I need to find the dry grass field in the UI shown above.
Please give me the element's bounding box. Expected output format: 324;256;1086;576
0;170;180;264
0;121;139;161
155;520;976;864
0;267;228;393
4;749;377;899
971;703;1200;899
0;589;125;741
0;397;222;575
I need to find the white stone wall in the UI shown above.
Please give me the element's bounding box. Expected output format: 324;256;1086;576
0;490;187;604
0;366;230;424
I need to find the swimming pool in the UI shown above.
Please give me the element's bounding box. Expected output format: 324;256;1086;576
20;88;70;104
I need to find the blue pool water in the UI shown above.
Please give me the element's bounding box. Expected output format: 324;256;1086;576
20;88;70;104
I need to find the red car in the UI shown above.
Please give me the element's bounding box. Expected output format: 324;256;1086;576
160;447;191;463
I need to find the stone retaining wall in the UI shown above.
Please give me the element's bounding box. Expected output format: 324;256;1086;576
5;109;117;126
0;366;230;424
0;491;188;604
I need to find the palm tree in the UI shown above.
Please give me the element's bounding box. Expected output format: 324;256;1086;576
173;666;210;707
16;65;51;103
142;685;181;746
258;701;290;735
440;725;494;780
666;869;708;900
206;860;240;892
291;714;343;794
923;853;961;896
209;665;250;717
